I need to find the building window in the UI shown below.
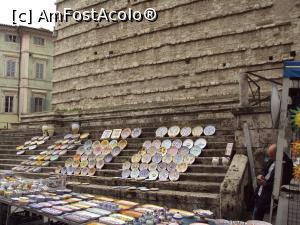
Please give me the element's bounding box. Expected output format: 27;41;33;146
33;36;45;46
6;60;16;77
5;34;19;43
34;97;44;112
4;96;14;113
36;63;44;79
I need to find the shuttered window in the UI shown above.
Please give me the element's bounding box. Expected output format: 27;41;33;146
6;60;16;77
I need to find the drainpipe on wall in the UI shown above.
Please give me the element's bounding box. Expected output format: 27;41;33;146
17;27;22;122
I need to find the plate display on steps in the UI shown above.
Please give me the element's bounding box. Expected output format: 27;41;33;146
155;127;168;138
109;140;118;149
168;126;180;137
112;147;121;157
88;168;96;176
192;126;203;137
81;167;89;176
147;146;157;157
204;125;216;136
101;130;112;139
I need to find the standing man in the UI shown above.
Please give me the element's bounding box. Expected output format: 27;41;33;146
253;144;293;220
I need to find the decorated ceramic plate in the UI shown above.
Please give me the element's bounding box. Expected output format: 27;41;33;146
131;163;140;170
162;153;173;164
80;160;88;168
88;168;96;176
122;169;131;179
155;127;168;138
104;154;113;163
96;160;104;170
161;139;172;149
167;162;177;172
101;130;112;139
111;129;122;139
141;154;152;164
81;154;88;161
159;170;169;181
121;128;131;139
65;158;74;167
159;147;167;156
176;162;188;173
139;148;147;156
183;139;194;149
73;154;81;161
130;169;140;179
74;167;81;175
152;153;163;164
204;125;216;136
93;146;102;156
122;161;131;170
139;169;149;178
80;133;90;139
109;139;118;148
50;155;59;161
101;139;109;147
148;162;158;171
168;126;180;137
180;127;192;137
96;154;105;162
131;154;141;163
61;167;67;175
16;150;25;155
147;146;158;157
92;140;101;148
76;146;85;155
169;170;180;181
151;139;161;149
16;145;24;150
131;128;142;138
67;167;74;175
194;138;207;149
139;163;148;171
112;146;121;157
72;160;80;168
190;145;202;157
192;126;203;137
173;154;183;164
88;153;96;161
44;155;51;161
142;140;152;149
172;139;183;149
29;145;37;150
81;167;89;176
118;139;128;150
55;167;61;174
84;139;93;148
168;147;178;156
157;162;167;172
183;154;196;165
148;170;159;180
59;150;67;156
178;146;190;156
88;159;96;168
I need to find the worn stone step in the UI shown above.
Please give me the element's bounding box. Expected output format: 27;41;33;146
0;164;55;173
179;172;226;182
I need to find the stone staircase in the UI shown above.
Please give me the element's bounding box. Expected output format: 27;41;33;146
0;118;240;216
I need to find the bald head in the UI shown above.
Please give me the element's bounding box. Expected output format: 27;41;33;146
267;144;277;160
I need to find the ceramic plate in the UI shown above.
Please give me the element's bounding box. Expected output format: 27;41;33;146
122;169;131;179
204;125;216;136
67;167;74;175
131;163;140;170
80;133;90;139
131;128;142;138
130;169;140;179
122;161;131;170
93;146;102;156
180;127;192;137
111;129;122;139
109;140;118;148
88;168;96;176
162;153;173;164
80;160;88;168
65;158;74;167
50;155;59;161
182;139;194;149
184;154;196;165
151;139;161;149
142;140;152;149
190;145;202;157
88;159;96;168
29;145;37;150
121;128;131;139
81;167;89;176
161;139;172;149
74;167;81;175
112;147;121;157
139;169;149;178
169;170;180;181
96;160;104;170
173;154;183;164
104;154;113;163
194;138;207;149
131;154;141;163
96;154;105;161
139;148;147;156
152;153;162;164
159;147;167;156
172;139;183;149
167;162;177;172
178;146;190;156
139;163;149;171
159;170;169;181
168;126;180;137
176;163;188;173
141;154;152;164
167;147;178;156
73;154;81;161
101;130;112;139
76;146;85;155
17;150;25;155
118;139;127;150
64;134;73;139
192;126;203;137
155;127;168;138
157;162;167;172
148;170;159;180
148;162;158;171
147;146;158;157
92;141;101;148
72;160;80;168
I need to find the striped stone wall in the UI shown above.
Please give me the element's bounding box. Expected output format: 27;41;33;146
52;0;299;111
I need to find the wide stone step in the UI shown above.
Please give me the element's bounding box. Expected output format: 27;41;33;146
67;183;220;214
179;172;226;182
0;164;55;173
